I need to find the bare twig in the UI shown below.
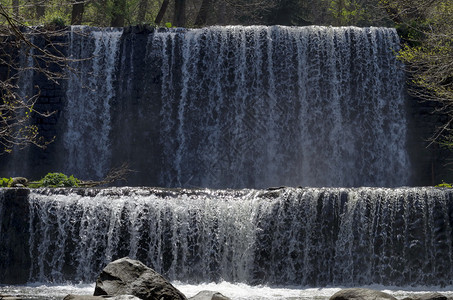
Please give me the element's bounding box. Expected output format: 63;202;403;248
78;163;134;187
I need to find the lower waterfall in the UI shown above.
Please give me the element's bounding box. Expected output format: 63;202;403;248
1;187;451;287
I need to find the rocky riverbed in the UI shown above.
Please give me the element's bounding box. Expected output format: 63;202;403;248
2;258;453;300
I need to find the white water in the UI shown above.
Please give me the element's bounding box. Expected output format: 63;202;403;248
24;187;453;286
1;187;453;297
1;283;453;300
63;26;122;180
147;26;409;188
56;25;410;188
0;25;418;187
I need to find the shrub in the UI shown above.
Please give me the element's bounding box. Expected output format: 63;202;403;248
0;178;12;187
31;173;80;187
436;181;452;188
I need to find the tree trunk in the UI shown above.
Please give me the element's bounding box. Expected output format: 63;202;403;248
12;0;19;18
137;0;148;23
194;0;213;26
173;0;186;27
34;0;45;19
71;1;85;25
111;0;126;27
155;0;170;24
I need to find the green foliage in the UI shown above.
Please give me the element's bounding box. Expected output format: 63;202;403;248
395;20;428;46
395;0;453;121
0;178;12;187
436;181;452;188
29;173;80;187
41;9;70;27
328;0;363;26
49;16;66;27
3;0;397;28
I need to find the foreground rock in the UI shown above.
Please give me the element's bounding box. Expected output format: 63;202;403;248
93;257;187;300
403;293;450;300
188;290;231;300
330;288;397;300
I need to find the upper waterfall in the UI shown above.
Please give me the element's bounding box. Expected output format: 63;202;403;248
78;26;410;187
64;26;123;180
1;25;411;188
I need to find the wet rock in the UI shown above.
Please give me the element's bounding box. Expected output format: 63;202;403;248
63;295;103;300
10;177;28;187
329;288;397;300
93;257;187;300
189;290;231;300
403;293;449;300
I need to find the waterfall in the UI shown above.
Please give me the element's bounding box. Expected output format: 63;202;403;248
24;187;453;287
142;26;408;188
17;37;35;103
1;37;35;177
1;25;411;187
63;27;122;180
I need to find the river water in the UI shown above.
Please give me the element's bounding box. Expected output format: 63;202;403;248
1;283;453;299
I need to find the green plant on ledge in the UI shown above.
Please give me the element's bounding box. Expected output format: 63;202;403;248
28;173;80;188
1;163;130;188
436;181;452;188
0;178;12;187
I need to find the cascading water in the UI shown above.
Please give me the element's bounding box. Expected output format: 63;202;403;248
55;25;410;187
23;187;453;287
2;38;35;177
143;26;409;188
16;37;35;106
0;25;449;300
63;26;122;180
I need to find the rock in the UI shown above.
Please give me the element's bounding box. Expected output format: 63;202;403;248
93;257;187;300
0;296;23;300
63;295;102;300
10;177;28;187
188;290;231;300
64;295;140;300
330;288;397;300
404;293;448;300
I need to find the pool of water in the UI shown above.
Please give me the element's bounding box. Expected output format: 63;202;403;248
1;283;453;300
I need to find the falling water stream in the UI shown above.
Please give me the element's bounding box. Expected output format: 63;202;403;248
22;187;453;286
143;26;409;188
1;25;410;187
64;27;123;180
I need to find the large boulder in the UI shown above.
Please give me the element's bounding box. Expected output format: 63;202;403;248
93;257;187;300
188;290;231;300
330;288;397;300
